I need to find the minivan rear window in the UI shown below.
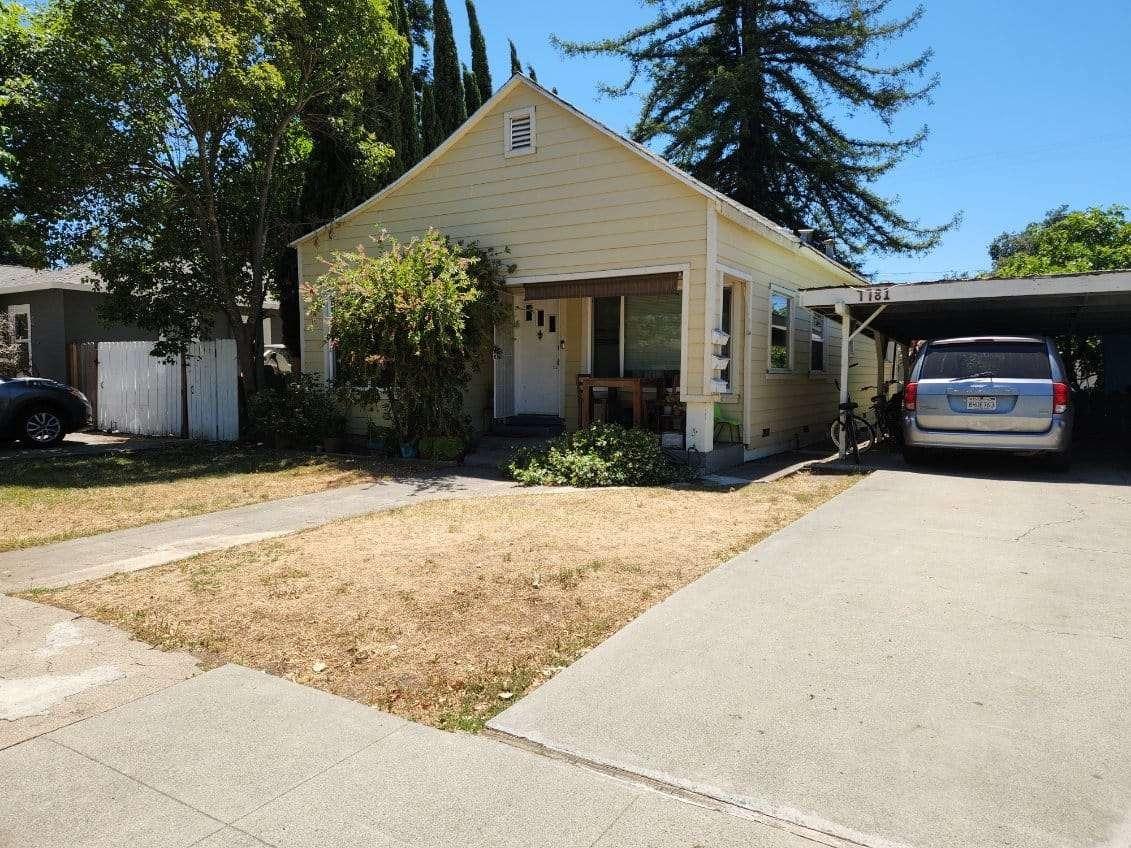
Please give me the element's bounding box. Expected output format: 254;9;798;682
919;342;1051;380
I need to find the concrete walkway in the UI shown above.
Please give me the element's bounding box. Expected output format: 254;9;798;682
0;472;525;592
2;663;822;848
490;466;1131;848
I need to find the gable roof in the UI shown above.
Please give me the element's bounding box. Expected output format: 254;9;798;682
0;263;97;294
290;75;864;284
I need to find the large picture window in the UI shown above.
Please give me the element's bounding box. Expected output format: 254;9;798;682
624;294;682;375
769;291;793;371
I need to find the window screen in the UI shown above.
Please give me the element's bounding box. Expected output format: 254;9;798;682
624;294;681;375
920;342;1051;380
592;296;621;377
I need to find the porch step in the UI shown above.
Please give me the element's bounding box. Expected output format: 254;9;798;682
464;434;555;469
491;415;564;438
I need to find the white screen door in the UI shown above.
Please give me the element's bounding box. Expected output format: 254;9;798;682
515;299;561;415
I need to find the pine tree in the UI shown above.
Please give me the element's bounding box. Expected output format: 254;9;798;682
421;81;443;154
554;0;954;260
431;0;466;136
526;64;537;83
465;0;492;102
463;65;482;114
508;39;521;76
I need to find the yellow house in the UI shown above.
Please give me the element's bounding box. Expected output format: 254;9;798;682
293;75;880;468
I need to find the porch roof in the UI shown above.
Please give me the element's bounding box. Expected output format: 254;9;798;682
521;272;680;301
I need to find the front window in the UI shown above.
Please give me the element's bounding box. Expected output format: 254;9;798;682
810;311;825;373
7;305;31;373
769;292;792;371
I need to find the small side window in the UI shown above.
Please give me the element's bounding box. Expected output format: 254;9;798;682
769;291;793;371
809;311;825;373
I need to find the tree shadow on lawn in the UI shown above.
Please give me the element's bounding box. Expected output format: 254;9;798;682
2;444;396;492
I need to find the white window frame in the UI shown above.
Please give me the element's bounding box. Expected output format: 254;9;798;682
809;310;827;375
767;288;795;373
7;303;31;371
503;106;536;158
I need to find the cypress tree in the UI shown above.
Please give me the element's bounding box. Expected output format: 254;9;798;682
463;65;482;114
431;0;466;136
465;0;492;102
395;0;421;169
554;0;955;260
421;81;443;154
526;64;537;83
508;39;521;76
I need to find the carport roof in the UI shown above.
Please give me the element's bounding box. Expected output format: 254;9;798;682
801;269;1131;342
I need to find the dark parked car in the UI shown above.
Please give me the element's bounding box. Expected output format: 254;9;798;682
0;377;92;447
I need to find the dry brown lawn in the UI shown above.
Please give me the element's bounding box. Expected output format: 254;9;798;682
30;472;860;731
0;445;392;551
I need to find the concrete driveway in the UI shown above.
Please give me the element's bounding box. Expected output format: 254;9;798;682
491;464;1131;848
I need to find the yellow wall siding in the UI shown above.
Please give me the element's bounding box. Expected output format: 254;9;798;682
297;83;709;414
715;217;877;454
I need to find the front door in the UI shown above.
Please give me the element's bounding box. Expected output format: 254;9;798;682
516;299;561;416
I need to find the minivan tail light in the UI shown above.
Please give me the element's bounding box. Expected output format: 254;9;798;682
904;381;918;411
1053;382;1069;414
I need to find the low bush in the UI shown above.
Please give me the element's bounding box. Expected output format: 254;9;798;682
504;423;695;487
246;373;347;448
418;435;465;461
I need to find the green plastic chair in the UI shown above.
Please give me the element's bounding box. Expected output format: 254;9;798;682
714;403;742;444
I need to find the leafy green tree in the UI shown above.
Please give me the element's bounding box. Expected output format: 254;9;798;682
309;229;511;443
991;206;1131;277
463;64;482;114
465;0;492;102
1;0;403;393
421;81;443;153
554;0;954;261
990;205;1131;390
509;38;522;75
431;0;466;136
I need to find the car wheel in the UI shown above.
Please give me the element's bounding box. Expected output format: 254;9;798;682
1047;450;1072;472
20;407;66;447
902;445;926;465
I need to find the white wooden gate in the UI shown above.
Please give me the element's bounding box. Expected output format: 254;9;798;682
96;340;239;441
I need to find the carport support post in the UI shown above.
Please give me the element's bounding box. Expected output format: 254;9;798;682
836;303;851;459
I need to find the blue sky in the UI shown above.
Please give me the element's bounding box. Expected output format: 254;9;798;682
451;0;1131;281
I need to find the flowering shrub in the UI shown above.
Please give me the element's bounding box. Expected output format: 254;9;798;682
504;423;695;487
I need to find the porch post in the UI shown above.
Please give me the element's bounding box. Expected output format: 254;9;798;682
685;401;714;454
836;303;851;459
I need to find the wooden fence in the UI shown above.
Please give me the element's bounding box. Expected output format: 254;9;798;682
68;340;239;441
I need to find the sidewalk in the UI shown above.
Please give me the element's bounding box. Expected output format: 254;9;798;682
0;472;526;592
1;663;814;848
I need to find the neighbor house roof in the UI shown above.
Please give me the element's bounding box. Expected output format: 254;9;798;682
290;75;865;284
0;263;98;294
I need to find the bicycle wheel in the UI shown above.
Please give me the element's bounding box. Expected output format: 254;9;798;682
829;415;876;455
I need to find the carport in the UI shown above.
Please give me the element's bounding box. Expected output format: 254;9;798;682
802;270;1131;457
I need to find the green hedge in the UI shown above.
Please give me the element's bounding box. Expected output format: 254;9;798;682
503;423;695;487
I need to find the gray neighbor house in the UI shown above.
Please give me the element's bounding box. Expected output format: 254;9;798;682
0;264;282;384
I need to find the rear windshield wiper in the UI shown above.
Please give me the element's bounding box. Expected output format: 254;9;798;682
951;371;996;381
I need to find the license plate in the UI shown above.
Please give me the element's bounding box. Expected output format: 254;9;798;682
966;396;997;411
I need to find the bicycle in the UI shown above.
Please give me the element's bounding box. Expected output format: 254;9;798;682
861;380;905;444
828;380;875;462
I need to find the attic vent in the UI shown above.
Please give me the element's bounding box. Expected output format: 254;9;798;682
504;106;536;157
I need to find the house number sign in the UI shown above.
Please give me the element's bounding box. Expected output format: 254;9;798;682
856;286;892;303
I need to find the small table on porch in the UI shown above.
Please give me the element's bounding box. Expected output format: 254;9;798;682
577;376;663;429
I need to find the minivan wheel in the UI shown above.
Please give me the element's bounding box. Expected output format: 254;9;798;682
20;407;66;447
1047;450;1072;472
902;445;926;465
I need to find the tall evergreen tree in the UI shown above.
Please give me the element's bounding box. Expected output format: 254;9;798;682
431;0;466;135
421;81;443;153
463;65;482;114
508;39;521;75
395;0;422;169
526;64;537;83
465;0;492;102
554;0;954;260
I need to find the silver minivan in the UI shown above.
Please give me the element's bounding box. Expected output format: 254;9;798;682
902;337;1073;468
